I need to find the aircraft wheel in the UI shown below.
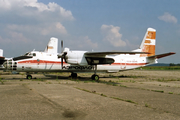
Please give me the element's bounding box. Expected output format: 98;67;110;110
26;75;32;79
71;73;77;78
91;74;99;81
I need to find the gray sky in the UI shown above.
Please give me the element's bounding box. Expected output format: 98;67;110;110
0;0;179;63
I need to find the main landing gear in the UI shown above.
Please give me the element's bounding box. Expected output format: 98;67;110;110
91;74;99;81
71;73;77;78
70;65;99;81
91;65;99;81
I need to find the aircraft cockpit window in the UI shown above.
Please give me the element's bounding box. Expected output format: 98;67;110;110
24;52;30;56
33;53;36;56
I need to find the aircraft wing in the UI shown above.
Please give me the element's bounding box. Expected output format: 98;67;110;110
147;52;175;59
84;51;149;65
85;51;149;56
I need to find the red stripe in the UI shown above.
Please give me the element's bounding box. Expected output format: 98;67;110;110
18;60;64;64
18;60;147;66
111;63;147;66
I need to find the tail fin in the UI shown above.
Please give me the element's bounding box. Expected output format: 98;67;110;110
44;37;58;54
0;49;3;57
140;28;156;57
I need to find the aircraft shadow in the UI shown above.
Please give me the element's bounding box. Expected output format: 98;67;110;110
101;75;145;79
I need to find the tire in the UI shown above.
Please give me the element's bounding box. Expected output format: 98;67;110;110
94;75;99;81
71;73;77;78
91;75;95;80
26;75;32;79
91;74;99;80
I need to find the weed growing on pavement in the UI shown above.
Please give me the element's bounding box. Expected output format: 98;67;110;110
110;97;138;105
100;94;107;97
119;84;127;87
145;103;150;108
151;90;164;93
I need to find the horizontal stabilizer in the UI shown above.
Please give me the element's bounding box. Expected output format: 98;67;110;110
147;52;175;59
85;51;149;56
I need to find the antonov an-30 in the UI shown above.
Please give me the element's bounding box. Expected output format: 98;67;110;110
2;28;175;80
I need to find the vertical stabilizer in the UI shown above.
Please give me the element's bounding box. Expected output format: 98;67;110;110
0;49;3;57
140;28;156;57
44;37;58;54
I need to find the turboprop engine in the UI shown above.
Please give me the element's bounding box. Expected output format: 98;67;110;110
63;48;88;66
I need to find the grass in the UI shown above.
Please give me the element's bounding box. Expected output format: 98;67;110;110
112;84;118;86
100;94;107;97
119;84;127;87
75;87;92;93
145;103;151;108
110;97;138;105
0;80;4;85
137;66;180;70
46;82;52;84
75;87;138;105
32;78;45;81
168;92;173;94
151;90;164;93
0;77;4;85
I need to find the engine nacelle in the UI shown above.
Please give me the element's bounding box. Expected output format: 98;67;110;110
65;50;88;66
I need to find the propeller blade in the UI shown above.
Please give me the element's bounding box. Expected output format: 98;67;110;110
61;40;63;53
61;57;63;69
61;40;63;69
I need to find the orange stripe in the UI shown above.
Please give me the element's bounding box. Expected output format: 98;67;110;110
18;60;63;64
47;46;53;49
146;31;156;39
140;45;155;57
145;40;151;43
107;63;148;66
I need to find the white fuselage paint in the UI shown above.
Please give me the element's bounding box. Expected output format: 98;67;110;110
4;50;155;73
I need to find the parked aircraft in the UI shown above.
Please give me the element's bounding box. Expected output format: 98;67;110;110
3;28;175;80
0;49;5;69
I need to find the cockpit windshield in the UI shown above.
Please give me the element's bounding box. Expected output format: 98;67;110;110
24;52;30;56
24;52;36;56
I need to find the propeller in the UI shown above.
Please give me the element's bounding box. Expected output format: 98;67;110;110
58;40;67;69
61;40;63;69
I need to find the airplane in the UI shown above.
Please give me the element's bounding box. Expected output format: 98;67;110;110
0;49;5;69
2;28;175;80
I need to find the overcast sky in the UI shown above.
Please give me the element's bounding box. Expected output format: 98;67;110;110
0;0;179;63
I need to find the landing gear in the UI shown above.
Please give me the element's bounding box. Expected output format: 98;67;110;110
91;65;99;81
91;74;99;80
26;74;32;79
71;73;77;78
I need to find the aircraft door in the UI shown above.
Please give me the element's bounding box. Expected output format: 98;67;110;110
37;59;40;69
120;59;126;70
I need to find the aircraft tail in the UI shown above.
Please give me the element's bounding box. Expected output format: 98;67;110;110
44;37;58;54
138;28;175;63
140;28;156;57
0;49;3;57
